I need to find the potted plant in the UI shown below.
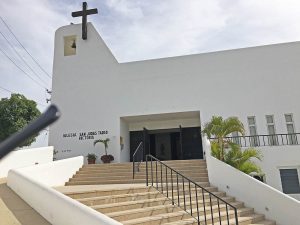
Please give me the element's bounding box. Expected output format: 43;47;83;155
86;153;97;164
93;138;114;163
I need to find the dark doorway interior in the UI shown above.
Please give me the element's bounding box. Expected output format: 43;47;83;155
130;126;203;161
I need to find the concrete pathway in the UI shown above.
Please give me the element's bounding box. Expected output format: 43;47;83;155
0;178;50;225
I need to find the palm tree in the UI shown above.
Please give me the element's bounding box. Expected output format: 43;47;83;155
94;138;114;163
224;143;262;174
203;116;245;161
94;138;110;155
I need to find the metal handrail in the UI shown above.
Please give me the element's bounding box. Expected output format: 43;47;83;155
132;142;143;179
210;133;299;147
146;155;239;225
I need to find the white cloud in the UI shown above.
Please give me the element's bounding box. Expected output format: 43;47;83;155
100;0;300;61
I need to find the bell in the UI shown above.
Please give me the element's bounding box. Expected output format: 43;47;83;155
71;40;76;49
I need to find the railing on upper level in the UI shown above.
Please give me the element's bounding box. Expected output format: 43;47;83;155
132;142;144;179
145;155;239;225
210;133;299;148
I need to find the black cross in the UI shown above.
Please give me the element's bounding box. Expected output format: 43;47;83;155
72;2;98;40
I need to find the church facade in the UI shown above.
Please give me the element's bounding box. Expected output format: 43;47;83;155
49;23;300;164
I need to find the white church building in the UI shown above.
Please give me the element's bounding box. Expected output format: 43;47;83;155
48;21;300;200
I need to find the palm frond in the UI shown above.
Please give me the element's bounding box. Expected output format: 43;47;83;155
211;141;222;160
93;139;103;146
238;161;261;174
223;117;245;137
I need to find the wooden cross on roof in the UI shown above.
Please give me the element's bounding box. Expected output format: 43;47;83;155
72;2;98;40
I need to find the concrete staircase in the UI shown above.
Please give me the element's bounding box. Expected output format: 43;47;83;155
62;160;276;225
66;160;208;185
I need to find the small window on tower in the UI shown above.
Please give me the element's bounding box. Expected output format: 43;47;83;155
64;35;76;56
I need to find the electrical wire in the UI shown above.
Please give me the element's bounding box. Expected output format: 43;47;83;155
0;85;48;107
0;46;47;89
0;30;49;86
0;16;52;79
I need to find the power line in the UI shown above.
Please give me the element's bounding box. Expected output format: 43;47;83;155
0;86;12;93
0;29;49;86
0;46;47;89
0;86;48;107
0;16;52;79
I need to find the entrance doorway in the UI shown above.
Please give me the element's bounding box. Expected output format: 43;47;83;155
130;126;203;161
149;129;181;161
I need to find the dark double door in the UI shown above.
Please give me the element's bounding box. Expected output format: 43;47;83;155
130;126;203;161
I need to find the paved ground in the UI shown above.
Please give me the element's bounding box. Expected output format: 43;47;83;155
0;178;50;225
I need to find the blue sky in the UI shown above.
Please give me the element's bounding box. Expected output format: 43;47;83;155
0;0;300;147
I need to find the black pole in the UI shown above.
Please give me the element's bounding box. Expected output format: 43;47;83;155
0;105;60;159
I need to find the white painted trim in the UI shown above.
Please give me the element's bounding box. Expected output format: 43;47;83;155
7;157;122;225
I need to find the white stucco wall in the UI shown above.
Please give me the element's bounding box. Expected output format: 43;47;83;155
204;138;300;225
254;145;300;200
49;23;300;162
0;146;53;178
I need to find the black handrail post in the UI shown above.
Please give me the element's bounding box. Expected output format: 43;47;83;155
202;189;207;224
156;160;158;189
195;185;200;224
209;194;214;225
132;142;143;180
133;158;135;179
161;163;163;193
151;156;153;186
146;155;148;186
188;181;192;216
182;177;186;210
235;208;239;225
171;169;174;205
177;173;180;206
226;204;229;225
166;165;169;198
217;199;221;225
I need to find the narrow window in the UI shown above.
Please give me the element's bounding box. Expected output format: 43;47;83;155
285;114;298;145
247;116;259;146
266;115;278;146
280;169;300;194
64;35;77;56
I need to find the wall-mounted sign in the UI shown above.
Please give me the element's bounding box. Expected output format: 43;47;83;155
62;130;108;141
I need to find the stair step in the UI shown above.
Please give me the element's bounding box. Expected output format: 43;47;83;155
189;207;254;224
107;200;245;222
74;172;209;178
107;204;181;221
69;177;209;183
91;195;235;214
66;179;145;185
77;191;164;206
78;167;207;174
162;213;265;225
65;185;218;199
162;218;197;225
76;190;226;206
121;211;191;225
250;220;276;225
92;197;173;213
66;187;152;199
